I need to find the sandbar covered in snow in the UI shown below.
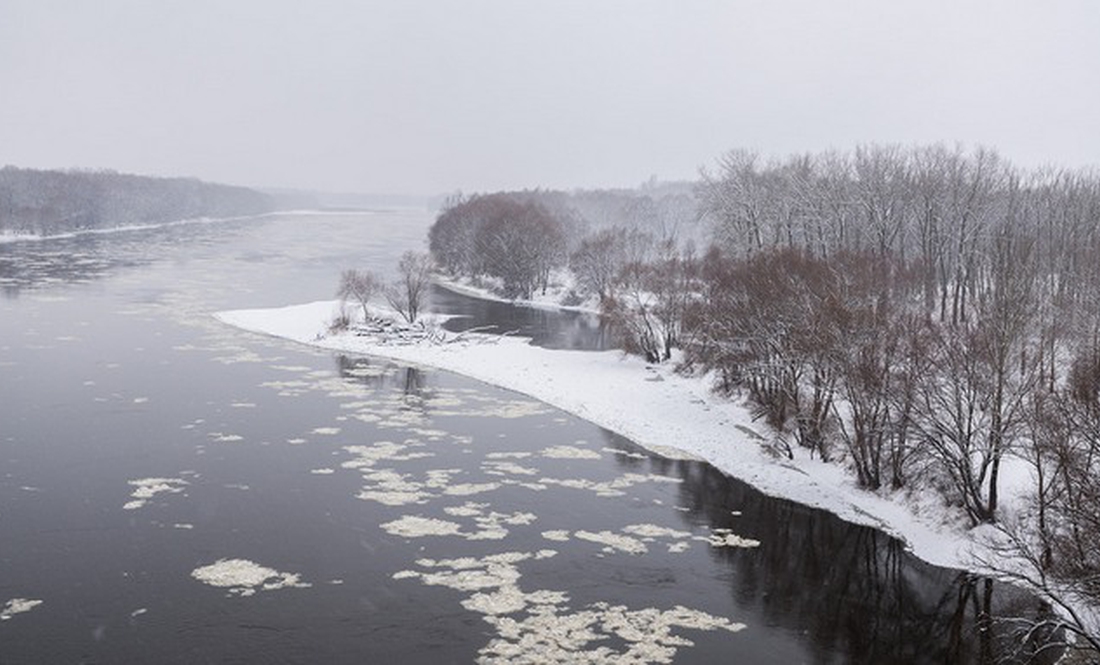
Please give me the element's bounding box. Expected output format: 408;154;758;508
215;299;986;572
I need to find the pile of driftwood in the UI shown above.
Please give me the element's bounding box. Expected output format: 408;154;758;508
351;316;518;345
349;317;447;345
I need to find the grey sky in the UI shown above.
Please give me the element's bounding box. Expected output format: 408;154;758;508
2;1;1097;195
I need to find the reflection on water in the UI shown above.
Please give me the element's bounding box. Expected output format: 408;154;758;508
0;212;1063;663
430;285;613;351
0;221;242;297
335;355;1060;664
630;437;1060;664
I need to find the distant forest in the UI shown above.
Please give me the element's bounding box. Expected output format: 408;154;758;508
0;166;275;236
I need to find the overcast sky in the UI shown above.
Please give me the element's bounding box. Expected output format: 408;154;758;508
1;1;1097;195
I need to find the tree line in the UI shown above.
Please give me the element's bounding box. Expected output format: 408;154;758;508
428;188;699;313
427;145;1100;653
0;166;274;235
695;145;1100;654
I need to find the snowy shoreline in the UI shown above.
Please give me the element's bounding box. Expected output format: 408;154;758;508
433;273;602;316
214;297;1000;575
0;209;361;245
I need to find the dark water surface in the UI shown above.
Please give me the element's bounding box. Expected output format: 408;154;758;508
0;212;1055;663
430;286;612;351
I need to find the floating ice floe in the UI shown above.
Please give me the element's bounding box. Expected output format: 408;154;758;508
1;598;43;621
425;394;552;420
541;445;602;460
339;443;466;506
259;379;312;396
483;460;540;477
381;515;462;538
270;365;313;373
538;523;757;555
621;524;693;540
381;507;537;541
190;559;311;597
485;451;533;460
123;477;188;510
342;441;434;470
575;530;648;555
706;529;761;549
392;549;746;663
442;501;487;517
481;602;746;663
208;432;244;442
537;472;682;498
602;447;648;460
443;482;502;497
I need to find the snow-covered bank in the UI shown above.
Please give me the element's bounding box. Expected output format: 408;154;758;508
215;299;991;573
0;232;40;244
0;210;340;245
434;272;602;315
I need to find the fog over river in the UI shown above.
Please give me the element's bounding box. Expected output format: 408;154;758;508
0;212;1054;663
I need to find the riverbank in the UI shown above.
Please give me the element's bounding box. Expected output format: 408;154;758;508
433;272;602;315
0;210;334;245
215;298;1005;576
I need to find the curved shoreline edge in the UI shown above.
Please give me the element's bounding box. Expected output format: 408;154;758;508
214;298;997;577
0;209;373;245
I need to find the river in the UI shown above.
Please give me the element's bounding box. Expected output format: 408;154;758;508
0;211;1056;663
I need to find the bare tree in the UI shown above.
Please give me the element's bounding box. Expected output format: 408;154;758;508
570;226;653;303
603;240;694;364
697;149;768;256
829;253;923;489
386;250;433;324
337;268;381;321
474;199;565;299
973;518;1100;661
909;224;1041;524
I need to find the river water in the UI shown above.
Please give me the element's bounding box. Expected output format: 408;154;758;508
0;211;1055;663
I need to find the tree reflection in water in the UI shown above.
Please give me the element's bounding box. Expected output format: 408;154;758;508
332;353;1062;664
335;355;427;397
603;431;1062;664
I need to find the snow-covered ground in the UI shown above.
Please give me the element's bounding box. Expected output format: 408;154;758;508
214;298;1009;575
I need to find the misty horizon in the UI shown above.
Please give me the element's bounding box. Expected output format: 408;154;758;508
2;1;1098;196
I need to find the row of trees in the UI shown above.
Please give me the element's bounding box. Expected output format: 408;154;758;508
429;193;569;299
0;166;274;235
419;144;1100;652
678;241;1100;654
698;145;1100;330
428;187;703;303
686;145;1100;655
